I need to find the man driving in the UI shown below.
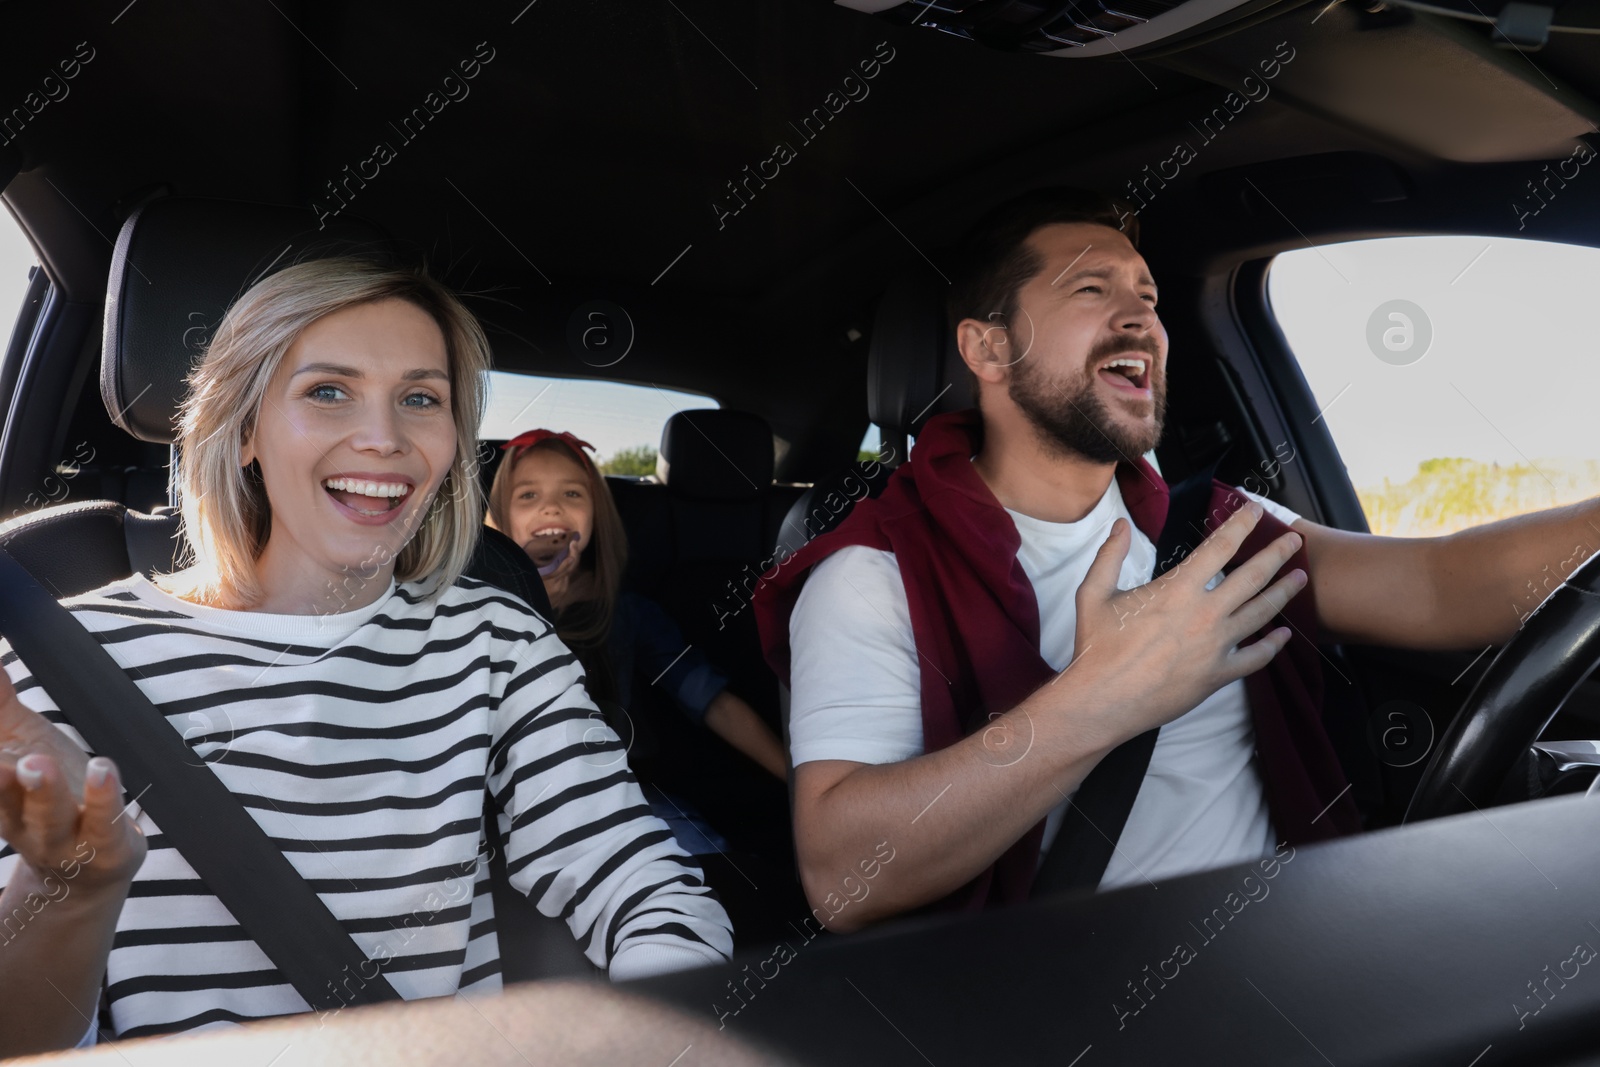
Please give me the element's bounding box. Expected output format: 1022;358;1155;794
754;187;1600;931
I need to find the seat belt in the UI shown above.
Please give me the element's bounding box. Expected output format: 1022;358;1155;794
1030;459;1226;898
0;548;403;1011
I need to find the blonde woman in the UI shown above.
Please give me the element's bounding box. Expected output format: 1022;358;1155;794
0;257;732;1056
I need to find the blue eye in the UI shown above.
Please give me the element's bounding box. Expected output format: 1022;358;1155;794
403;392;443;409
307;384;348;402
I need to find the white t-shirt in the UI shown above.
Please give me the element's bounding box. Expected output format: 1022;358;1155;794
788;477;1301;891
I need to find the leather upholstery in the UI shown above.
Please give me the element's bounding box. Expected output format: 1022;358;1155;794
103;197;388;444
631;408;792;714
656;409;774;501
867;268;974;438
23;195;553;611
611;411;805;936
770;269;966;562
0;501;170;599
466;524;555;619
771;460;893;564
0;500;553;618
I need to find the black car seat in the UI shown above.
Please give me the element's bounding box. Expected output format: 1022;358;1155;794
653;409;796;718
0;196;555;611
767;269;973;752
616;408;811;944
0;196;385;595
772;269;972;563
0;195;594;980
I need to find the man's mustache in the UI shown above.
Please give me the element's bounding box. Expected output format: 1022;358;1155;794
1086;336;1162;367
1088;340;1164;382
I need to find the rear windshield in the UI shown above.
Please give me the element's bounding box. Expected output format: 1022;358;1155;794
480;371;718;475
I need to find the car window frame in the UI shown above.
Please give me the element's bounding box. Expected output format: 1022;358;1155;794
1227;255;1373;534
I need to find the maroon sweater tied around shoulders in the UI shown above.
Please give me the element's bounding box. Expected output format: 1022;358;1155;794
754;409;1361;913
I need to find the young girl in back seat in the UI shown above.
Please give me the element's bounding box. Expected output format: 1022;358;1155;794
0;259;732;1055
486;430;804;940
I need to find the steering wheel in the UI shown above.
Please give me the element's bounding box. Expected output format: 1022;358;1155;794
1404;550;1600;822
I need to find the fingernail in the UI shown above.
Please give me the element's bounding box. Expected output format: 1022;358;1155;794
86;757;112;788
16;755;45;790
1250;502;1264;518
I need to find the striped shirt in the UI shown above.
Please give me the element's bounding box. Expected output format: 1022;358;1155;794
0;572;733;1039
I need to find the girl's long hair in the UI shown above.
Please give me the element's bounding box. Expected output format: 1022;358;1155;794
486;436;628;697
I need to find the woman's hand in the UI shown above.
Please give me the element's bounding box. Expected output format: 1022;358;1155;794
0;667;146;1057
0;667;147;895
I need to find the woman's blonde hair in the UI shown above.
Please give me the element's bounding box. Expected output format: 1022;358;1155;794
156;256;491;608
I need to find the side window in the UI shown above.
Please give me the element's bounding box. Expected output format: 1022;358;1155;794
0;209;40;520
480;371;718;477
0;206;36;361
859;423;882;463
1268;236;1600;537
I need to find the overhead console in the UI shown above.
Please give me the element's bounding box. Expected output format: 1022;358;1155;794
836;0;1600;57
832;0;1288;57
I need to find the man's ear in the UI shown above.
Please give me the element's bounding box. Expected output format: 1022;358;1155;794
955;313;1024;387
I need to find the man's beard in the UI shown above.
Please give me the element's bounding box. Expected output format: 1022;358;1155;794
1008;340;1167;465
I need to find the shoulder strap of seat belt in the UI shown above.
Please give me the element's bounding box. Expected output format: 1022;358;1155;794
0;548;402;1011
1030;458;1226;898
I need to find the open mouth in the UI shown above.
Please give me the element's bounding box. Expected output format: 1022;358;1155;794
1095;355;1151;394
322;476;414;519
524;525;575;567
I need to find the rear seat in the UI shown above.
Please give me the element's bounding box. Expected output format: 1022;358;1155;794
652;411;800;704
611;409;809;943
610;412;802;704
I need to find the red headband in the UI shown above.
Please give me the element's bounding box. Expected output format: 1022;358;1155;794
501;429;597;458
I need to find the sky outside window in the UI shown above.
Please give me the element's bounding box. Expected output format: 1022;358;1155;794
1269;235;1600;536
0;205;35;343
479;370;717;466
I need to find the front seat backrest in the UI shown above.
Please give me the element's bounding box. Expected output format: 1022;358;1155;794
2;196;392;594
103;198;394;445
771;267;972;562
653;408;777;704
866;267;975;449
4;195;554;618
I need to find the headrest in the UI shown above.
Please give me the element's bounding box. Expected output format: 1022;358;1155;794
102;197;390;444
867;269;975;437
656;409;773;501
